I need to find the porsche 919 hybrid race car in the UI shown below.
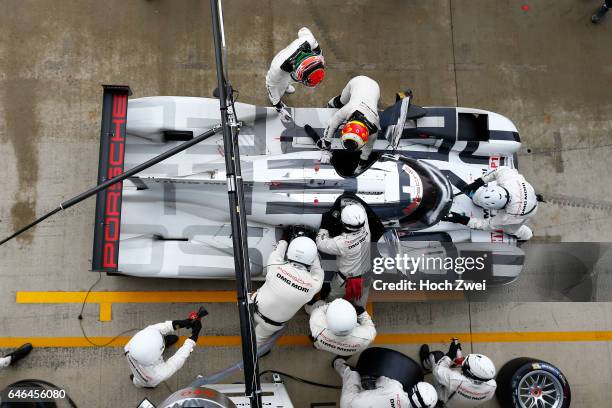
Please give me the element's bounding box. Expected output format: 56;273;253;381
91;87;525;285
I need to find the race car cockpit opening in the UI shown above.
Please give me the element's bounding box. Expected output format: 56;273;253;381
330;149;381;178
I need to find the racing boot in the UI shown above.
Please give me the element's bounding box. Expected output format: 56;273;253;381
592;4;609;23
285;84;296;94
164;335;179;348
5;343;33;365
419;344;432;370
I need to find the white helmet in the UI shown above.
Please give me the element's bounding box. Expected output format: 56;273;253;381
341;204;367;231
472;186;509;210
326;299;357;336
287;236;318;266
462;354;496;381
127;328;164;366
409;382;438;408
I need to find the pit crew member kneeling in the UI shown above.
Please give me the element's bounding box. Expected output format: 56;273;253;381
309;298;376;356
316;202;371;306
420;340;496;407
319;76;380;174
125;317;202;388
443;166;539;241
252;236;324;345
334;356;438;408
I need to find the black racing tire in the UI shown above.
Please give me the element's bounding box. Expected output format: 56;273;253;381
496;357;571;408
356;347;424;391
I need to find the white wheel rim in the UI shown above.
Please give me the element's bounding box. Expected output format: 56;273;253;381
517;369;564;408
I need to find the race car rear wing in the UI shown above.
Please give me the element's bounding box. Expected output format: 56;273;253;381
91;85;132;272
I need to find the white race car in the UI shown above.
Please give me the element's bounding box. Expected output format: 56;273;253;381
92;88;525;284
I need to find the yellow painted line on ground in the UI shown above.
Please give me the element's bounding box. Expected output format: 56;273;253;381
2;331;612;348
16;291;238;322
16;291;376;322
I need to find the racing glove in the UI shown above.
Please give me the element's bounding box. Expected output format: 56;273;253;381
319;150;333;164
320;210;337;231
446;340;461;360
354;305;366;316
461;178;485;197
189;320;202;343
172;319;193;330
281;226;293;242
442;212;470;225
304;124;331;150
274;101;293;122
327;95;344;109
316;138;332;150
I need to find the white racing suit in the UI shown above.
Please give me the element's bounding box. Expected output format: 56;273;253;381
468;166;537;240
432;356;496;407
0;356;11;368
309;300;376;356
316;203;371;306
253;240;324;345
124;321;196;388
324;75;380;161
265;27;320;106
335;361;410;408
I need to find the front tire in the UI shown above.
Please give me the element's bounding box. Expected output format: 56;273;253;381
496;357;571;408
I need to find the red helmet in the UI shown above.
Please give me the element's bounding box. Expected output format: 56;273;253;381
341;120;369;151
292;55;326;87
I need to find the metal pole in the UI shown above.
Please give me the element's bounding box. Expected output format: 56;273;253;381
209;0;262;406
0;125;222;246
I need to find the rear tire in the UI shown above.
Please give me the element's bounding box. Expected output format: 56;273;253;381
496;357;571;408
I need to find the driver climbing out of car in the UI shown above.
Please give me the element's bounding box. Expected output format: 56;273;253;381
316;201;372;307
443;166;539;241
266;27;325;121
319;76;380;173
252;236;324;346
333;356;438;408
420;340;497;407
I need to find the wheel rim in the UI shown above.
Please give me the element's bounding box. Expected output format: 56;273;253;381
517;370;564;408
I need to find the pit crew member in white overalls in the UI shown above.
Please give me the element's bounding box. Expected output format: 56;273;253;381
443;166;538;240
266;27;325;119
316;203;372;306
334;356;438;408
125;319;201;388
320;76;380;173
309;298;376;356
252;236;324;345
420;341;497;407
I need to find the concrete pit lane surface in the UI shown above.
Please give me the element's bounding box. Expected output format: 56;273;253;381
1;1;611;407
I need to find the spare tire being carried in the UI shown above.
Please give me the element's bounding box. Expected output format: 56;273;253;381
356;347;424;391
495;357;571;408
